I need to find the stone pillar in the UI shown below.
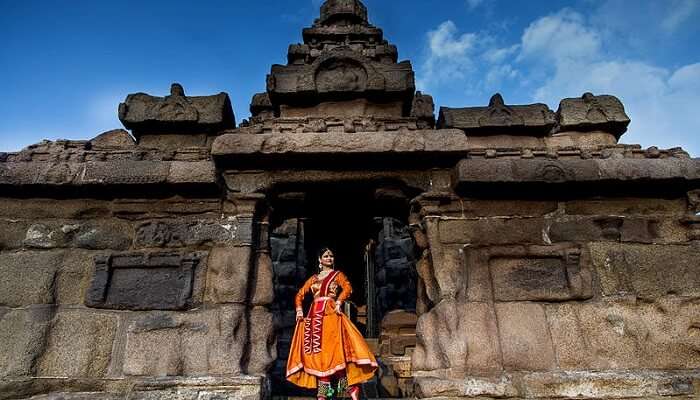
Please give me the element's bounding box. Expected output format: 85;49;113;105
215;193;276;377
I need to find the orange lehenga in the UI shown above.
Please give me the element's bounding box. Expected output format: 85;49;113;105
286;270;377;392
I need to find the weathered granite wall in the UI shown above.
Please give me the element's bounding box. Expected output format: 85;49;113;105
0;135;275;399
411;189;700;399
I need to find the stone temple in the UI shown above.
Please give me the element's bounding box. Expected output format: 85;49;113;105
1;1;699;399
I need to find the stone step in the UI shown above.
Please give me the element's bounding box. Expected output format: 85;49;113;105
273;398;414;400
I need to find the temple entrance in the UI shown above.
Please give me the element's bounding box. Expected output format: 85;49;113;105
268;182;418;398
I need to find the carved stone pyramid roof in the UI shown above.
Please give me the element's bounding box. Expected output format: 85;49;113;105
262;0;416;114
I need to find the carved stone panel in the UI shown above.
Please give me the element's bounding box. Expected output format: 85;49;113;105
268;50;414;106
118;83;235;137
438;93;556;136
557;93;630;138
466;245;592;302
86;252;204;311
316;59;368;93
410;91;435;129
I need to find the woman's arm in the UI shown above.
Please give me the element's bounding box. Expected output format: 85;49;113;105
334;272;353;313
295;277;313;321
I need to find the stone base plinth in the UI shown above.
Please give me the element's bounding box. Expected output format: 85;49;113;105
0;376;267;400
414;370;700;399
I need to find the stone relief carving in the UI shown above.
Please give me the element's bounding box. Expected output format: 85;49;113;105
478;93;524;127
152;83;199;122
410;91;435;128
316;58;368;93
118;83;235;136
556;92;630;138
466;245;593;302
85;252;204;310
438;93;556;136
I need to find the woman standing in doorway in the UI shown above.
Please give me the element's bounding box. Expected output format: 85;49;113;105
286;247;377;399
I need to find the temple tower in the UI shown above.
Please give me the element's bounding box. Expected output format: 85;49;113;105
0;0;699;399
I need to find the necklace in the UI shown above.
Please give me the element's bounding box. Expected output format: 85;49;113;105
318;269;333;279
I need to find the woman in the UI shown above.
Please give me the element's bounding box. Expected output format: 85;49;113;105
286;247;378;399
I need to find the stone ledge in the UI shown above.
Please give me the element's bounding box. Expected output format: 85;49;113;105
455;158;700;186
414;370;700;399
213;129;467;154
0;376;265;400
0;160;216;187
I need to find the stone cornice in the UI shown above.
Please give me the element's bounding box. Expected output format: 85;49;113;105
0;160;216;187
454;157;700;187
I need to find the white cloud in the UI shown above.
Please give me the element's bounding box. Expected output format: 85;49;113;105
662;0;699;32
484;64;519;89
418;8;699;156
417;21;479;91
518;11;700;155
519;9;600;64
482;44;519;64
428;20;477;58
532;61;669;104
668;63;700;92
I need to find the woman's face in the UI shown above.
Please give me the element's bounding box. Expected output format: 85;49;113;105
319;250;335;268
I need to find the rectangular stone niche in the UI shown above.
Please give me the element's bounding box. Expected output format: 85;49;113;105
86;252;203;310
472;246;593;302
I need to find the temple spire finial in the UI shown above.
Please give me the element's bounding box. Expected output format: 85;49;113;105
319;0;368;26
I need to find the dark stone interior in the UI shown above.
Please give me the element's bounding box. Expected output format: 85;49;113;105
268;183;417;395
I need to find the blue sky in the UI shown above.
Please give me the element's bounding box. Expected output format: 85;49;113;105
1;0;699;155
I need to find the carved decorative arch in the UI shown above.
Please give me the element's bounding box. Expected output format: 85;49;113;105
294;49;386;94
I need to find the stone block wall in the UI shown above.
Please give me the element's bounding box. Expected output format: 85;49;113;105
412;194;700;399
0;196;274;400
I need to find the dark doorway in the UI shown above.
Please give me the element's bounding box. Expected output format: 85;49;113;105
268;182;417;397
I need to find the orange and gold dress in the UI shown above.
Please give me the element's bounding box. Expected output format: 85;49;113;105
286;270;377;389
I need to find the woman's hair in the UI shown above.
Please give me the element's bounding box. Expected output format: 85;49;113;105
317;246;334;259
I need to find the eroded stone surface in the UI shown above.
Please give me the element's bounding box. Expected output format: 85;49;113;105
250;252;275;306
413;300;501;373
495;302;557;371
245;307;276;374
134;219;241;248
123;306;248;376
546;300;700;370
37;311;118;378
438;217;546;246
590;243;700;299
204;246;252;304
0;307;53;377
0;252;61;307
424;219;466;302
22;221;132;250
